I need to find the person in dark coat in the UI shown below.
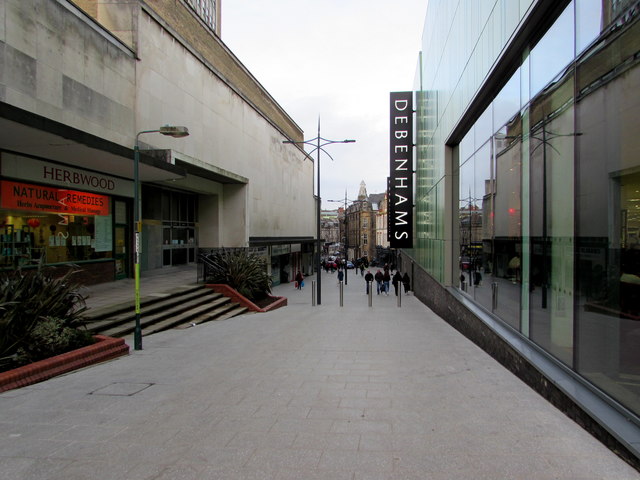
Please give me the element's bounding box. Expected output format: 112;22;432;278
402;272;411;294
295;271;304;290
392;271;402;296
364;270;374;294
383;270;391;296
374;270;384;294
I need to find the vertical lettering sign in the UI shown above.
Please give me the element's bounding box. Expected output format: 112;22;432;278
386;176;392;241
389;92;414;248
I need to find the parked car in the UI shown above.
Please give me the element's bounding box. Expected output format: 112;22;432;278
346;261;355;269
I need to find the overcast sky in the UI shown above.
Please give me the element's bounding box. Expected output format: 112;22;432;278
221;1;428;208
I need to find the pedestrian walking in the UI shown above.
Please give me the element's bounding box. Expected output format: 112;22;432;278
383;270;391;295
402;272;411;294
364;270;374;294
295;271;304;290
374;270;383;294
392;270;402;296
337;269;344;285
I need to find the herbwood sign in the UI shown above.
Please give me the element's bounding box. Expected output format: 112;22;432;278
389;92;414;248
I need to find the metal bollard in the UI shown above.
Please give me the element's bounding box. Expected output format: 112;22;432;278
312;280;316;306
368;281;373;307
491;282;498;311
339;282;344;307
397;287;401;307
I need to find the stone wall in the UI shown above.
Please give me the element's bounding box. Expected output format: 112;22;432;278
0;0;136;147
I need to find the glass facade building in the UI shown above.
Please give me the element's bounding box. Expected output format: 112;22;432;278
409;0;640;462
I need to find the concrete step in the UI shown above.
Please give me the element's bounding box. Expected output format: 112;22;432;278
88;286;220;338
141;297;241;336
175;303;250;330
87;287;219;334
85;285;205;324
86;283;253;339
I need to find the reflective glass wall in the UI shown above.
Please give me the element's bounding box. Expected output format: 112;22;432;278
416;0;640;419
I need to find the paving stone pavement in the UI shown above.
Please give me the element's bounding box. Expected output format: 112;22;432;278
1;267;639;479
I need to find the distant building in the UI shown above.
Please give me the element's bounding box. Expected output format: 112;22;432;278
375;192;389;249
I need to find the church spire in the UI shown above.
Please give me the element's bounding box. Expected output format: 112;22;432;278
358;181;368;201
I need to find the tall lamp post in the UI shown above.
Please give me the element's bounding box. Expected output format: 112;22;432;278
133;125;189;350
283;119;354;305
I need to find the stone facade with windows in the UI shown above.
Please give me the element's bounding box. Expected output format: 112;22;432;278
0;0;315;284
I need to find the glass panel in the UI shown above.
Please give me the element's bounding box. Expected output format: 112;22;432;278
529;3;574;99
471;141;493;312
528;68;575;366
171;193;178;222
575;17;640;418
172;248;187;265
114;200;127;224
494;69;521;133
493;114;523;329
576;0;603;54
475;105;493;152
459;128;475;167
459;156;475;293
142;186;162;221
179;195;188;223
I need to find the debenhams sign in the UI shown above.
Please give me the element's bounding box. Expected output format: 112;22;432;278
389;92;413;248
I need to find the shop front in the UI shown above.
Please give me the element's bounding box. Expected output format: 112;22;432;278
261;240;314;287
0;153;133;284
271;244;291;286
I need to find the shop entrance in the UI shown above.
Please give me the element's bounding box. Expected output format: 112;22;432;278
113;200;128;280
114;225;128;279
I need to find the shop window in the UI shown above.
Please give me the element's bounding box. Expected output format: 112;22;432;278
575;16;640;418
0;181;113;268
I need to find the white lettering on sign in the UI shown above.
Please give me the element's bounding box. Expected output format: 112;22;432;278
389;92;414;248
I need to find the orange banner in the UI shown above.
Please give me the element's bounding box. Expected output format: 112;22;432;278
1;181;109;216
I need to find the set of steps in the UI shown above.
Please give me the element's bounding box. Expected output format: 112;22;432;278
85;285;248;338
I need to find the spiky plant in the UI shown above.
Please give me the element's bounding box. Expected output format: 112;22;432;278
0;267;89;371
202;250;272;301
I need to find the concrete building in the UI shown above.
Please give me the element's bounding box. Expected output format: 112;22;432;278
402;0;640;466
0;0;315;286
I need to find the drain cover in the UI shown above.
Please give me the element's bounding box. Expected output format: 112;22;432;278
90;382;153;396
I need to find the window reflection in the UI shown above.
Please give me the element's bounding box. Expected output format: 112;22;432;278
528;3;574;99
575;13;640;416
576;0;603;53
453;0;640;417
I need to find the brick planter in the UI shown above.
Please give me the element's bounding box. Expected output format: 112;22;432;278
206;284;287;312
0;335;129;393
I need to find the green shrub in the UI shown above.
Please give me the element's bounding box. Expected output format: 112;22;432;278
14;316;95;365
0;267;90;372
203;250;272;301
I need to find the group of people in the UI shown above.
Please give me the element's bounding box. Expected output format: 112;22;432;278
295;265;412;297
364;267;410;296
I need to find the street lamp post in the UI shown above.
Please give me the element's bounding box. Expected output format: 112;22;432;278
133;125;189;350
283;119;354;305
